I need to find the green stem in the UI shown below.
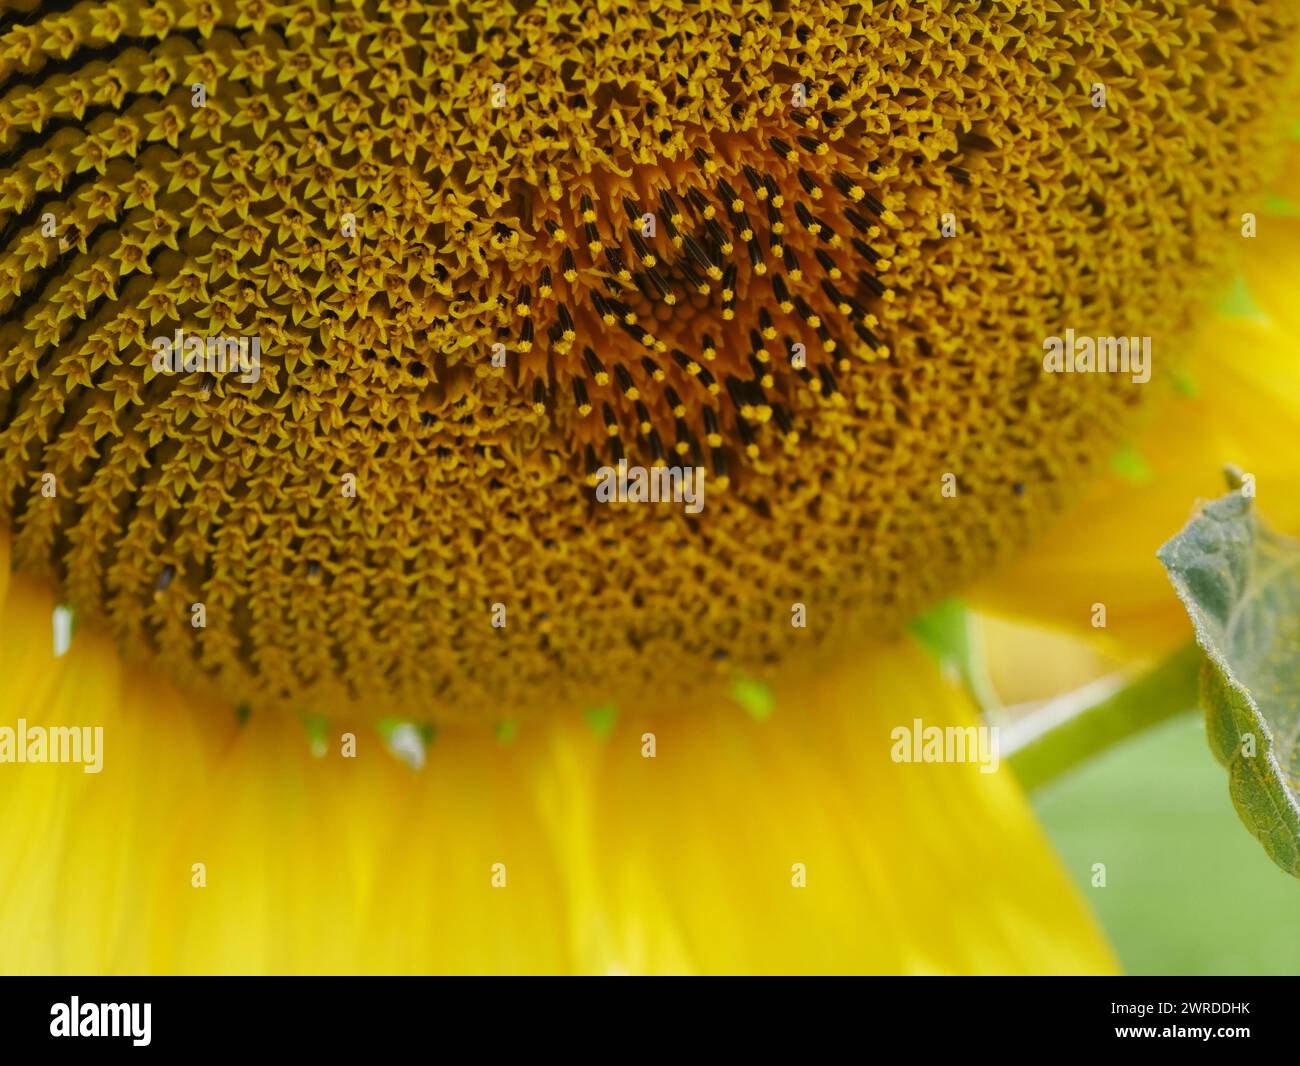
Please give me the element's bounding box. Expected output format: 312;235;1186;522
1006;642;1203;791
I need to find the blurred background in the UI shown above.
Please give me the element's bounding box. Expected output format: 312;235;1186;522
978;615;1300;975
1035;714;1300;975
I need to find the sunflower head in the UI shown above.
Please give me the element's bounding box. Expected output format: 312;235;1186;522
1;0;1298;724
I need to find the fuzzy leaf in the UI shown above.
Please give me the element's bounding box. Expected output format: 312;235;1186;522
1159;490;1300;877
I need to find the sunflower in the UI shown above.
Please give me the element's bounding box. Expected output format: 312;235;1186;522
0;0;1297;974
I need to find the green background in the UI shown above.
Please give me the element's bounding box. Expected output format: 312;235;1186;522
1033;712;1300;975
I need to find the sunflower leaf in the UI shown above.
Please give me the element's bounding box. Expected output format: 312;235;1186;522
1158;489;1300;878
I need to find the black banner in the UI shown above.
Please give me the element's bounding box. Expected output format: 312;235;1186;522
0;978;1286;1053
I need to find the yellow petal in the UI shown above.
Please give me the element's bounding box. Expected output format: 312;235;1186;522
976;614;1125;707
0;541;1114;974
538;643;1117;974
0;573;570;974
